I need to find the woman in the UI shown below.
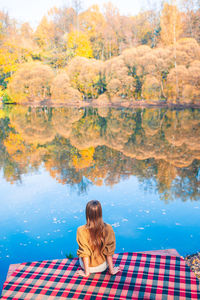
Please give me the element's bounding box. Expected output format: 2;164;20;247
76;200;120;277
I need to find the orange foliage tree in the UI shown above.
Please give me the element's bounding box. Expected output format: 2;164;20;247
67;56;103;99
160;2;183;45
51;71;82;103
7;62;54;103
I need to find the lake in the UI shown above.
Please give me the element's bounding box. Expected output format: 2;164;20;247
0;105;200;290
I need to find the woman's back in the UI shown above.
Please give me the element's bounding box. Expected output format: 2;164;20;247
76;200;120;277
77;223;116;267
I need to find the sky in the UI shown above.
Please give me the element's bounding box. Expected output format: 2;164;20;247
0;0;145;29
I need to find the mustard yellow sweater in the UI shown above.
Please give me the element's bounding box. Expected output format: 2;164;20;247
76;223;116;267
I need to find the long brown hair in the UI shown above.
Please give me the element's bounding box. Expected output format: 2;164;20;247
86;200;105;253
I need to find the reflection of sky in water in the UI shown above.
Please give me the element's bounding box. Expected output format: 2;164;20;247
0;166;200;290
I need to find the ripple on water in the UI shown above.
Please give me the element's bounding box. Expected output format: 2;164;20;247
112;222;120;228
122;218;128;222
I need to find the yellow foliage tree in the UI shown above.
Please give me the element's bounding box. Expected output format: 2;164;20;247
0;39;33;87
79;5;106;59
0;20;37;88
160;2;183;45
67;30;93;58
0;45;19;77
34;16;56;49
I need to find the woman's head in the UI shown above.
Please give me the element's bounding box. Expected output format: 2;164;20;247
86;200;102;225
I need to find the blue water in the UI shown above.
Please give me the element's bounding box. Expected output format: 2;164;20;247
0;106;200;292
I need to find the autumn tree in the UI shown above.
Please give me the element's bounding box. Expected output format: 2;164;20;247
182;60;200;101
67;56;103;99
34;16;56;50
164;39;200;101
51;71;82;102
0;12;36;91
164;65;188;100
0;42;20;87
131;10;160;47
175;38;200;65
160;2;184;100
72;0;83;31
160;2;183;46
142;75;161;100
79;5;106;59
0;10;15;42
102;2;122;58
104;56;136;99
181;0;200;42
122;45;151;98
67;30;93;58
7;62;54;103
47;6;76;37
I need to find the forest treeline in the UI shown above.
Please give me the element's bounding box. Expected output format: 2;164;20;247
0;1;200;104
0;106;199;201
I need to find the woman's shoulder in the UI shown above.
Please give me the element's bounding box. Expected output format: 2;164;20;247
104;223;114;232
77;224;87;233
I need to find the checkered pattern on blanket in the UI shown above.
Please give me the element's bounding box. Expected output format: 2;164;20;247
1;252;200;299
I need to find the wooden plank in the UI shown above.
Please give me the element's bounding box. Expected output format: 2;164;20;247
138;249;181;257
6;264;20;280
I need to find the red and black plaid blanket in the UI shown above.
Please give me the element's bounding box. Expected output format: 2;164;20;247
1;252;200;299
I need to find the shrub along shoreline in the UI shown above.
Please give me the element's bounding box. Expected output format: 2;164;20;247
3;38;200;107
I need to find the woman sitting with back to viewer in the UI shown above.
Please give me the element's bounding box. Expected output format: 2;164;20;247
76;200;121;277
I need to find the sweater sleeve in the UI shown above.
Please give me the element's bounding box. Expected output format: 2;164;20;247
103;224;116;256
76;226;91;258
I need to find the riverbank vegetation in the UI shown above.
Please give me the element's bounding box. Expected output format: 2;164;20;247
0;1;200;104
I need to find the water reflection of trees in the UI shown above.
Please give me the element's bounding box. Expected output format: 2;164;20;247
0;106;199;201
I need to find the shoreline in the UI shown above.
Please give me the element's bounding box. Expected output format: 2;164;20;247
1;100;200;109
